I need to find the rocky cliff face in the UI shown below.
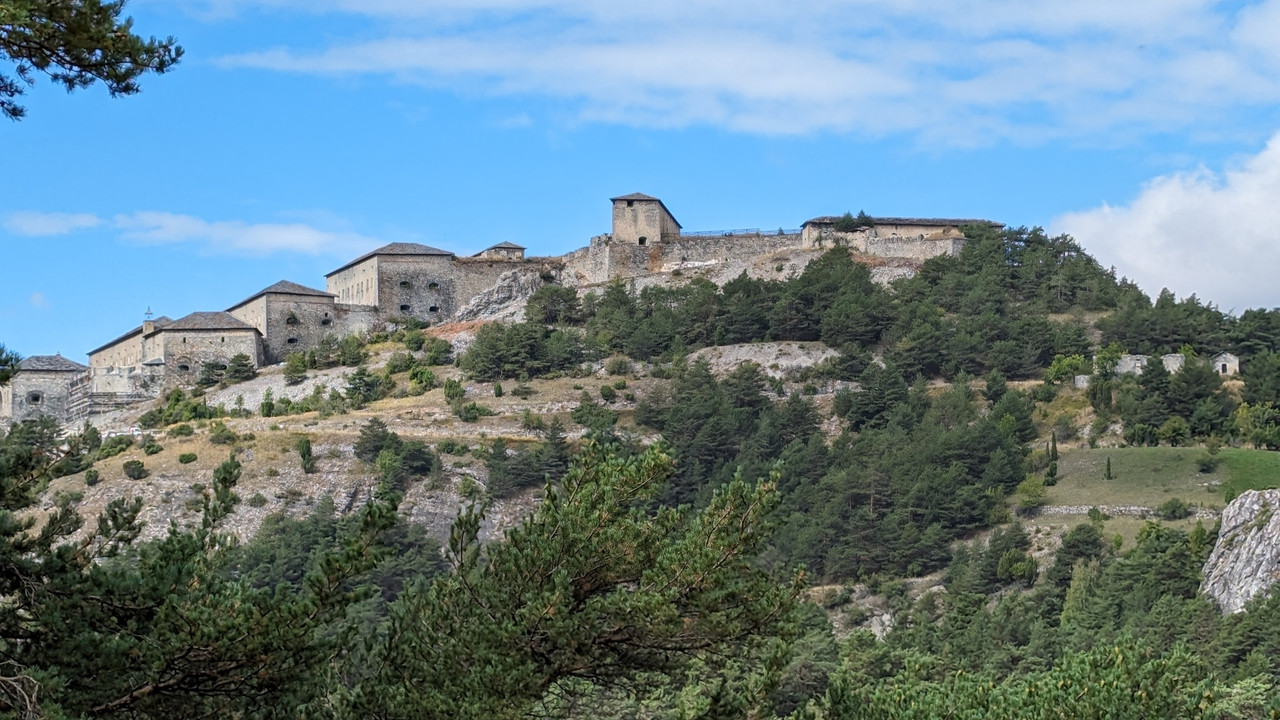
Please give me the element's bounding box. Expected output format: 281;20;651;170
1201;489;1280;613
453;268;548;323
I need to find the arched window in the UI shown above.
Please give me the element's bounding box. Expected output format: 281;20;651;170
638;236;647;246
26;392;42;404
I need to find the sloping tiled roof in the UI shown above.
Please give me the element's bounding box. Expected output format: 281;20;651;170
88;316;173;356
609;193;682;229
17;355;88;372
473;242;526;257
227;279;335;310
154;311;258;334
802;216;1004;228
325;242;455;277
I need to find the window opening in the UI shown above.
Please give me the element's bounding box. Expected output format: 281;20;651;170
287;338;299;345
400;304;411;312
638;237;647;246
27;392;42;404
400;281;411;288
321;318;332;326
177;364;190;372
429;306;439;313
428;282;439;290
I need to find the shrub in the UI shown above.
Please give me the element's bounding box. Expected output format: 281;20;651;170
1157;497;1193;521
297;436;317;474
494;382;504;398
168;423;194;437
521;409;546;431
444;378;466;403
337;334;368;366
178;453;197;464
571;399;619;432
122;460;148;480
265;467;280;477
423;337;453;366
224;353;257;383
409;365;438;393
455;402;497;423
386;352;415;374
832;210;873;231
284;352;308;384
84;469;100;486
1196;454;1222;474
97;435;134;459
612;379;627;390
604;356;633;376
247;492;268;508
404;329;426;351
599;384;617;403
208;422;239;446
511;383;537;398
143;442;163;456
437;439;469;455
345;366;392;408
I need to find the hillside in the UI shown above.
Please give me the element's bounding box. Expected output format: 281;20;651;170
6;225;1280;717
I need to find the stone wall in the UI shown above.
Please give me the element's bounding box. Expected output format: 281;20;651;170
864;235;964;261
327;257;380;306
231;294;342;365
157;328;261;384
333;303;382;337
375;255;456;321
1;370;85;426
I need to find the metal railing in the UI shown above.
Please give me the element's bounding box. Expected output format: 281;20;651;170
682;228;801;237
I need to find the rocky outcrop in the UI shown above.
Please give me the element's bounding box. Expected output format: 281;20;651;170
1201;489;1280;613
453;268;549;323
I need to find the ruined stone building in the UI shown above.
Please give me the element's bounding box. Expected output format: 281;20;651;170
5;192;1005;428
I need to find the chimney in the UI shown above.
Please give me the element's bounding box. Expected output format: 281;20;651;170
143;320;155;335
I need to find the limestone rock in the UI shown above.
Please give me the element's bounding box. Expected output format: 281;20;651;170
452;268;549;323
1201;489;1280;613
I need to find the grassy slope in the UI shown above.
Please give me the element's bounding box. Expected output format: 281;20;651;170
1029;445;1280;549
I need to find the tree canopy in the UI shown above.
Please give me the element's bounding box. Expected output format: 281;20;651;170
1;0;181;120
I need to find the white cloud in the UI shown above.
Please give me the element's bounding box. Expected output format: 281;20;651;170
28;292;49;309
3;207;384;257
4;211;103;236
1052;133;1280;313
208;0;1280;140
112;212;381;256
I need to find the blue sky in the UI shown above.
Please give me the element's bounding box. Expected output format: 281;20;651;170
5;0;1280;361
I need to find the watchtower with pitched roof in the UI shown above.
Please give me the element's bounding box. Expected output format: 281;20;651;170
610;193;681;246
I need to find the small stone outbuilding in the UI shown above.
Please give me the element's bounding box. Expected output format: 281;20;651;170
474;242;526;261
1213;352;1240;376
0;355;88;427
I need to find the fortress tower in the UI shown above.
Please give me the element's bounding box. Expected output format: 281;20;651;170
610;193;681;246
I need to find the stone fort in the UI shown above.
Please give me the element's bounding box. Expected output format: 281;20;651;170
1;194;999;427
